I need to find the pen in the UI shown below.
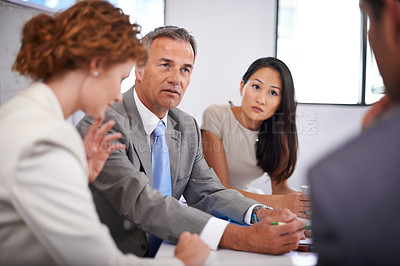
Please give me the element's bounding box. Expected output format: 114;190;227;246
271;221;311;230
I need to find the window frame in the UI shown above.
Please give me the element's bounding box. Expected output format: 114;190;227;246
4;0;166;26
3;0;59;12
275;0;377;106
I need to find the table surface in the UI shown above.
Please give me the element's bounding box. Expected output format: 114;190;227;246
156;241;318;266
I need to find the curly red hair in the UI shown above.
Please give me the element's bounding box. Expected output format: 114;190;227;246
13;0;147;80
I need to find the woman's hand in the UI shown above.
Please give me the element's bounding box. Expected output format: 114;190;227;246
269;181;311;219
274;193;311;219
83;118;126;183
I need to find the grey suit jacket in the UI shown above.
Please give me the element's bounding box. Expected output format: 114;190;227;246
309;106;400;265
76;87;258;256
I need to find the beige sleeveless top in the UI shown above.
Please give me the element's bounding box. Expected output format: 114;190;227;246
201;104;270;192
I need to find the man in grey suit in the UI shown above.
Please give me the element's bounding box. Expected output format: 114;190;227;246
77;25;306;257
309;0;400;265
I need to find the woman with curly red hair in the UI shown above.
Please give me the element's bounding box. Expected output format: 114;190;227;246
0;1;208;265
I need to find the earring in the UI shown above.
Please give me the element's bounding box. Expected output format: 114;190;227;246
93;71;99;77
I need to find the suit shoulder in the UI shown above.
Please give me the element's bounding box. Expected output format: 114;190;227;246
21;119;83;162
103;101;129;123
169;107;197;125
76;101;129;135
309;108;400;183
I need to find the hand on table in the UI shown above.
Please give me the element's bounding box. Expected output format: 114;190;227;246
246;211;306;254
262;194;311;219
174;232;210;266
258;208;312;239
83;118;126;183
256;207;294;221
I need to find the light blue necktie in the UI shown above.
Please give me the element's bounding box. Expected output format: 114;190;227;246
149;120;171;257
151;121;172;196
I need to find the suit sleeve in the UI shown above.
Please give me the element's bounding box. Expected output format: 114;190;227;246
182;116;259;224
76;112;214;243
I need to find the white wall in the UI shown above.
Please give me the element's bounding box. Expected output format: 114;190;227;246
0;1;47;105
166;0;277;121
166;0;370;191
292;104;367;190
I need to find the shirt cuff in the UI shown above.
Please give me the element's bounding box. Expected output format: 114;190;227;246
244;204;275;225
199;217;229;250
244;204;260;225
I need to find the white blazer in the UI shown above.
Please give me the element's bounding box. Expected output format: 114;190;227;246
0;83;182;266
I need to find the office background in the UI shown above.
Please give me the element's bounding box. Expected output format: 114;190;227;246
0;0;368;192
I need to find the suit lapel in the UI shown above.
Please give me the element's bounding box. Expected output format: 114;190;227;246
166;113;181;190
123;87;153;183
123;87;182;190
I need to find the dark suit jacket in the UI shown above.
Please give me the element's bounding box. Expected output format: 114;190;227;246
309;106;400;266
76;87;258;256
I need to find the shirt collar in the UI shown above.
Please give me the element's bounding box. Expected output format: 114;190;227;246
134;88;168;136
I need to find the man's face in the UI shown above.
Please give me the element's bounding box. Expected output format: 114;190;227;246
135;37;195;118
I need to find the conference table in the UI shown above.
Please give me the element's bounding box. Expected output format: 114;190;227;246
156;240;318;266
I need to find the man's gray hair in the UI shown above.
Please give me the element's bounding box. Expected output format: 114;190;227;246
142;25;197;60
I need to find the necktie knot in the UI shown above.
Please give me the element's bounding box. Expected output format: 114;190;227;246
153;121;166;137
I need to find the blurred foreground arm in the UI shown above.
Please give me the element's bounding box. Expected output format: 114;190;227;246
175;232;210;266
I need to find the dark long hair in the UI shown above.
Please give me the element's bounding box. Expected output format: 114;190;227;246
242;57;298;184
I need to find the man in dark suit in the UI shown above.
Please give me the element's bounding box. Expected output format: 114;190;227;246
309;0;400;265
77;26;306;257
